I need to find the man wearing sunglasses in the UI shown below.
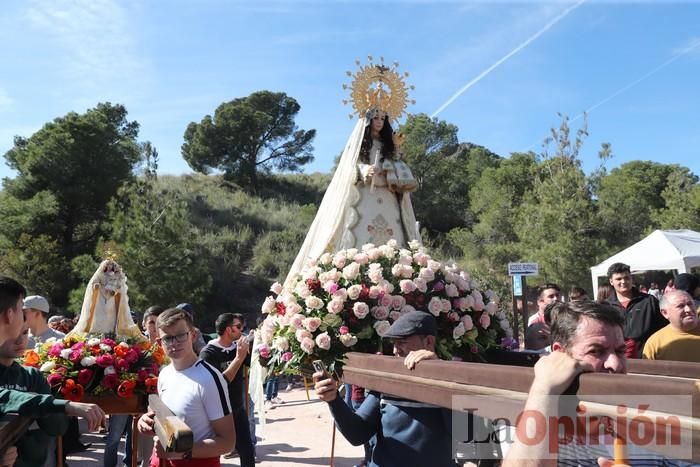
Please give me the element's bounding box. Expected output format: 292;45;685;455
137;308;234;466
200;313;255;466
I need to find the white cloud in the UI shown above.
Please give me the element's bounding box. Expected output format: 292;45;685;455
24;0;152;99
673;36;700;57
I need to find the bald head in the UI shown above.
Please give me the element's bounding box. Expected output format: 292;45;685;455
660;290;698;332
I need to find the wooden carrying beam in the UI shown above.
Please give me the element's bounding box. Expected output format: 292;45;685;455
148;394;194;456
341;353;700;461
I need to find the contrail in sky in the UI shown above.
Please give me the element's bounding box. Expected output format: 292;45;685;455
519;37;700;152
431;0;586;118
570;38;700;122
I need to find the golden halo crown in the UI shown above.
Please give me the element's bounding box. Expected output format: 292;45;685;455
342;56;415;122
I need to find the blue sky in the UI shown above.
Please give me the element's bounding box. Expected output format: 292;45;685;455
1;0;699;182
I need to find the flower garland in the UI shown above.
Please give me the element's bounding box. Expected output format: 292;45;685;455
257;240;516;375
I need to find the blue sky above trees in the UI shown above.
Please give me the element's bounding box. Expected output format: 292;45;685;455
1;0;698;180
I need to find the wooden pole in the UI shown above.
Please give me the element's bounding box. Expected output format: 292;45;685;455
521;276;529;337
613;434;629;465
131;415;139;467
330;423;337;467
56;435;63;467
303;376;311;401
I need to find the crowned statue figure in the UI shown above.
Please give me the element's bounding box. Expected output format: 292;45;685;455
285;57;420;285
70;258;143;339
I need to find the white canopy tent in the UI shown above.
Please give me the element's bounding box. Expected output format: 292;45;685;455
591;229;700;298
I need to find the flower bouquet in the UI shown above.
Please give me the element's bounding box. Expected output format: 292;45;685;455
24;334;165;402
257;240;516;376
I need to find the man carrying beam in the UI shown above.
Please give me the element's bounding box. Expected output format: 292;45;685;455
137;307;235;466
314;310;455;467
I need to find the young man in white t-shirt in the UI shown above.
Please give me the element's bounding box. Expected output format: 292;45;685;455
138;308;235;467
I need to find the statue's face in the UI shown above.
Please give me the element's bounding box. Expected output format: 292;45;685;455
97;260;125;294
371;112;386;132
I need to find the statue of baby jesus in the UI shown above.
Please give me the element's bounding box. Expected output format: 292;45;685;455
70;259;143;339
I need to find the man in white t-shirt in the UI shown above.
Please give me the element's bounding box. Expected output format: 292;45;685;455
138;308;235;467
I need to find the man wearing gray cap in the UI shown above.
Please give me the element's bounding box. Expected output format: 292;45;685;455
23;295;64;349
314;311;454;467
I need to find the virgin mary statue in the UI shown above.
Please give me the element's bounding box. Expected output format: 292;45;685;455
285;58;420;285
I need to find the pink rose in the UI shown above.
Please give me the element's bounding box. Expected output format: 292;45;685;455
315;332;331;350
391;296;406;310
290;315;304;329
486;302;499;315
479;313;491;329
445;283;459;297
47;373;64;386
282;351;293;362
115;358;130;372
419;268;435;282
300;337;315;354
367;265;383;284
69;349;83;363
428;260;441;272
462;315;474;331
332;253;346;269
101;338;116;348
453;297;467;311
373;320;391;337
369;286;381;299
137;369;149;381
389;310;401;321
353;253;369;265
48;342;64;358
295;329;312;342
353;302;370;319
270;282;283;295
448;311;460;322
323;281;339;294
432;281;445;293
379;294;392;308
96;354;114;368
70;342;85;351
371;306;389;320
327;299;344;314
412;252;429;267
441;298;452;312
428;297;442;316
399;280;416;294
339;326;349;335
303;317;322;332
259;344;271;359
401;305;416;314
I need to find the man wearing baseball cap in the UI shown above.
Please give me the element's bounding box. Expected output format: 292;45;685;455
314;311;454;467
23;295;64;349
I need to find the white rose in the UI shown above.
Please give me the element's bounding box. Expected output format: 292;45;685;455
428;260;442;272
104;365;117;375
445;283;459;297
453;322;466;340
262;296;276;314
347;284;362;300
40;361;56;372
353;302;370;319
408;239;421;250
319;252;333;265
60;349;72;360
340;334;358;347
100;344;112;352
87;338;101;347
387;239;398;249
361;243;376;252
373;320;391;337
273;337;289;352
315;332;332;350
342;262;361;281
305;296;324;310
80;356;96;367
427;297;442;316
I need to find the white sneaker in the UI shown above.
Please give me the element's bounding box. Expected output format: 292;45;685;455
264;399;276;410
285;383;294;391
271;396;285;404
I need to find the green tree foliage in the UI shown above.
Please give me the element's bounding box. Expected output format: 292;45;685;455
182;91;316;192
515;115;605;291
597;161;675;247
0;103;142;306
652;166;700;230
450;152;538;279
399;114;499;233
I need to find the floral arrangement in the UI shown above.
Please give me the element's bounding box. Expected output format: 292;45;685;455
257;240;516;376
24;334;165;401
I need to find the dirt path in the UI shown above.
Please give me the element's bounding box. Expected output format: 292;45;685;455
68;387;364;467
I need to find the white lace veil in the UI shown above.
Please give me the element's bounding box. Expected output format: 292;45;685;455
284;118;366;287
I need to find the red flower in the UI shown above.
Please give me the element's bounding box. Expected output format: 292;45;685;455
145;376;158;394
96;354;114;368
102;373;118;389
306;278;321;292
124;349;139;364
117;380;136;398
359;284;370;300
114;343;129;358
47;373;64;387
275;302;287;316
62;379;84;402
115;358;130;372
137;369;149;381
77;368;94;386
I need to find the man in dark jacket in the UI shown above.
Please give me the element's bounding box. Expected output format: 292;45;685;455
314;311;454;467
605;262;666;358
